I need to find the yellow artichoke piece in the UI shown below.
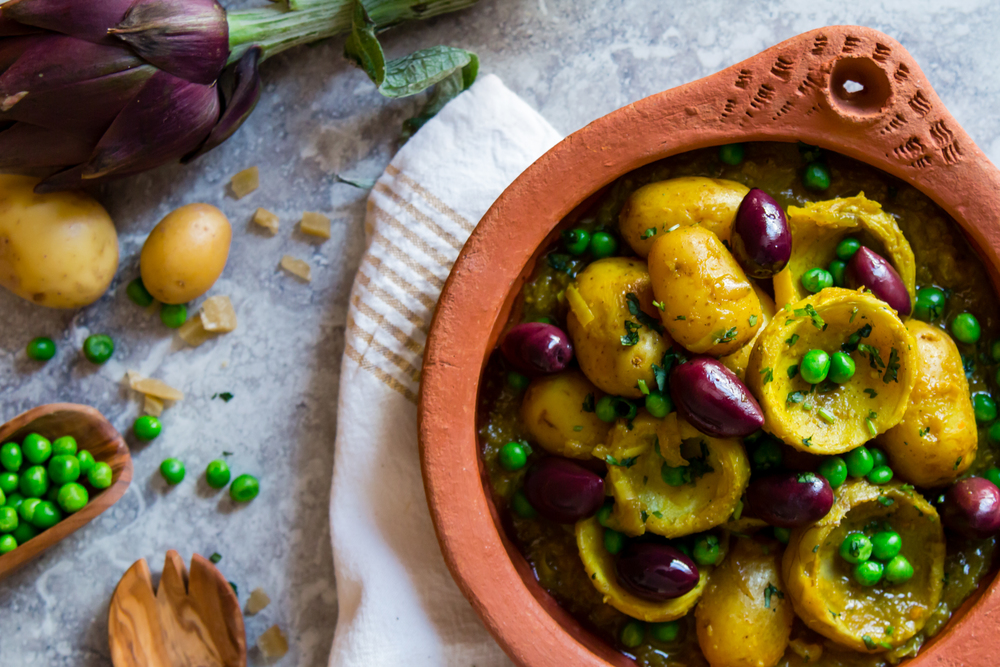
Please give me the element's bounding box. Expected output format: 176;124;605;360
720;283;776;380
879;320;977;486
519;370;611;460
746;288;917;454
773;194;916;310
595;412;750;538
575;516;708;622
782;480;944;653
618;177;750;257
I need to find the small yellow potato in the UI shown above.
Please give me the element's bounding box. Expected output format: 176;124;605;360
880;320;976;486
140;203;231;304
619;177;749;257
720;284;776;380
566;257;670;398
0;174;118;308
696;537;793;667
519;371;610;459
647;225;762;356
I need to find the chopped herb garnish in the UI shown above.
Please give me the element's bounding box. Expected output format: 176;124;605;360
210;552;222;564
818;408;835;424
962;353;976;378
641;227;657;239
850;307;859;323
794;304;826;330
862;635;876;651
787;391;807;405
606;455;639;468
864;388;878;398
955;456;963;470
653;300;666;311
802;402;814;411
573;425;583;431
788;364;799;379
621;320;641;346
886;626;894;636
813;545;820;553
760;367;774;384
803;436;813;448
666;224;680;232
229;581;238;596
878;496;895;507
797;472;819;483
651;366;668;393
786;333;800;346
764;583;784;609
582;393;596;412
212;392;234;402
641;510;649;522
715;327;738;344
883;347;900;383
675;315;686;320
918;426;930;437
857;343;885;370
626;292;664;334
651;510;663;519
637;379;650;395
222;451;233;456
866;418;877;438
749;314;758;327
842;323;872;352
546;253;578;276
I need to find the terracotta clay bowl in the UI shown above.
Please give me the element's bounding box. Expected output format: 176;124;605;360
420;25;1000;667
0;403;132;580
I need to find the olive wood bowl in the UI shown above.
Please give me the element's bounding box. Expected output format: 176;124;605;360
0;403;133;580
420;25;1000;667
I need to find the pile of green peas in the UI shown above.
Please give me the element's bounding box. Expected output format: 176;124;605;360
817;445;894;489
24;333;116;365
0;433;113;555
719;143;831;192
798;347;856;386
127;277;189;329
561;227;619;260
839;526;913;587
620;618;681;649
800;237;863;294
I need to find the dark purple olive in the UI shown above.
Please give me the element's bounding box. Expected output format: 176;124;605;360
670;356;764;437
942;478;1000;539
615;543;700;601
501;322;574;375
746;472;834;528
731;188;792;279
846;246;911;316
523;457;605;523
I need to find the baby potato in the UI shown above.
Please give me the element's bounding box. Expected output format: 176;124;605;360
566;257;670;398
140;203;232;304
520;371;611;459
720;283;775;380
619;177;749;257
648;225;762;356
696;537;793;667
0;174;118;309
880;320;977;486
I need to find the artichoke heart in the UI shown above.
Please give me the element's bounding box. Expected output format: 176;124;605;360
594;412;749;538
746;288;917;454
781;480;944;653
575;516;708;622
773;194;916;310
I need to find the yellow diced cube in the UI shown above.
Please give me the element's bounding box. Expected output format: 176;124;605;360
200;295;237;333
177;317;217;347
143;395;164;417
247;588;271;615
280;255;311;282
253;208;279;234
132;377;185;401
257;625;288;659
300;211;331;239
230;166;259;199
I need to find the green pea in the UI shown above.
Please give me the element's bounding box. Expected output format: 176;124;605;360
19;466;48;498
563;228;591;256
844;446;874;478
11;521;38;545
869;447;889;469
48;455;80;485
620;620;645;648
133;415;162;442
30;500;61;529
913;287;947;322
871;531;902;561
160;303;188;329
951;313;981;345
836;238;862;261
18;498;40;523
661;465;688;487
5;492;24;510
973;393;997;424
533;317;556;325
800;268;833;294
802;162;831;192
57;483;89;514
511;490;537;519
0;472;17;495
984;467;1000;489
159;458;186;485
693;535;721;565
854;560;884;586
595;396;618;423
498;442;528;471
828;259;847;287
507;371;530;391
828;352;855;384
773;527;791;544
87;461;113;489
22;433;51;464
817;456;848;489
645;392;673;418
718;143;745;165
604;528;625;555
0;506;17;533
589;231;618;259
991;339;1000;363
0;443;21;472
126;277;154;307
83;334;115;364
26;337;56;361
867;466;893;485
839;532;873;564
205;460;231;489
230;474;259;502
77;450;96;476
0;534;15;553
800;349;831;384
884;555;914;584
51;436;77;457
751;437;783;472
649;620;681;643
596;500;614;527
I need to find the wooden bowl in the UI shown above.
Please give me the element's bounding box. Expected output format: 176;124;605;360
0;403;133;580
419;25;1000;667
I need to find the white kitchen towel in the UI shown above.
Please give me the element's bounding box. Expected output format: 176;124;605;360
328;74;562;666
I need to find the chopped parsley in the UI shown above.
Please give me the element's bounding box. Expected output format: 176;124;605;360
841;323;872;352
857;343;885;370
651;510;664;519
885;626;894;636
675;315;686;320
640;227;657;239
749;314;758;327
546;253;578;276
210;552;222;564
606;455;639;468
626;293;665;335
653;300;666;311
918;426;930;437
812;545;820;553
641;510;649;522
878;496;895;507
787;364;799;379
786;333;800;346
573;425;583;431
582;393;596;412
637;379;650;395
863;388;878;398
802;436;813;448
212;392;234;402
715;327;738;344
850;307;859;323
764;583;784;609
760;367;774;384
787;391;807;405
962;353;976;378
818;408;836;424
955;456;963;470
862;635;877;651
883;347;900;383
794;304;826;330
621;320;641;346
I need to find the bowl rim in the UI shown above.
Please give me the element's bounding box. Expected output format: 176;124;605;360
420;25;1000;667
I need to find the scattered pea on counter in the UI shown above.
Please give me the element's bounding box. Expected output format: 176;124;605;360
83;334;115;364
26;337;56;362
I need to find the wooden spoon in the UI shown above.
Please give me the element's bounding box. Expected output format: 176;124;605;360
109;551;247;667
0;403;132;581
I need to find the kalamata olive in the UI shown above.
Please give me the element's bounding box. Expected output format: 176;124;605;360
746;472;834;528
523;457;604;523
501;322;574;375
942;477;1000;539
670;357;764;437
846;247;911;316
615;543;700;601
731;188;792;278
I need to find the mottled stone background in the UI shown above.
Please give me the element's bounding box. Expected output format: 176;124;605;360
1;1;998;664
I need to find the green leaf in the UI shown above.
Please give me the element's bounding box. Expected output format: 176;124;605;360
764;582;783;608
334;173;377;189
621;321;641;347
626;293;664;334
